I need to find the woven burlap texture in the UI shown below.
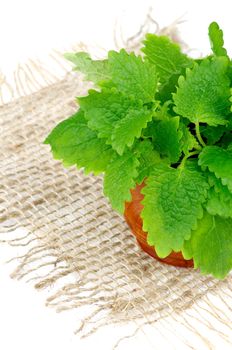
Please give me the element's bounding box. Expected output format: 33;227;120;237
0;71;232;349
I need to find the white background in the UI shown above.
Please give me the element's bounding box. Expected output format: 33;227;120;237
1;1;232;349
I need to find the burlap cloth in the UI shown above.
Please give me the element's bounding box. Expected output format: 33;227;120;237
0;25;231;348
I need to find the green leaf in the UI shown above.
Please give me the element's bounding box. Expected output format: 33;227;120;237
199;145;232;191
111;108;153;155
144;105;186;162
142;34;192;84
220;130;232;148
157;72;184;103
182;212;232;279
79;89;134;140
153;116;182;163
228;60;232;81
134;140;160;184
108;49;158;103
173;57;231;126
180;123;200;155
206;174;232;218
44;110;115;174
64;52;110;84
153;101;172;120
103;151;139;213
79;89;152;154
182;238;193;260
208;22;228;57
141;161;209;257
200;125;227;144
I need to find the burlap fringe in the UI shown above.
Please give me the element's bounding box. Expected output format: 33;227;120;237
1;227;231;349
0;9;231;349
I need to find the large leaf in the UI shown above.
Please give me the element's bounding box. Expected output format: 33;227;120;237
182;212;232;279
79;89;152;154
141;161;209;257
44;110;115;174
107;49;158;103
142;34;192;84
173;57;231;126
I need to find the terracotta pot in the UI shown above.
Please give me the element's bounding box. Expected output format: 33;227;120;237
124;182;194;268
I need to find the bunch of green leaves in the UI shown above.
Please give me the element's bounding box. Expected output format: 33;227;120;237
45;22;232;279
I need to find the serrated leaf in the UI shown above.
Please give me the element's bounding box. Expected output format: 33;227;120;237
208;22;227;57
111;108;153;155
141;161;209;257
173;57;231;126
142;34;192;85
199;145;232;191
157;72;184;102
153;116;183;163
108;49;158;103
228;60;232;81
220;131;232;148
79;89;151;154
180;123;200;154
182;238;193;260
182;212;232;279
155;101;172;119
200;125;227;144
134;140;160;184
64;52;110;84
142;102;172;139
103;151;139;213
79;89;134;139
206;176;232;218
206;172;232;218
142;120;157;140
44;110;115;174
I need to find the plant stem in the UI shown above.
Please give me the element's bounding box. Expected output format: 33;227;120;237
195;121;206;147
188;150;201;158
178;150;200;169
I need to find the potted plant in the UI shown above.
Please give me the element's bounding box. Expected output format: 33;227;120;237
44;22;232;279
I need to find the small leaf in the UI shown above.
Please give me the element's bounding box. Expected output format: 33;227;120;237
180;123;200;154
153;116;183;163
111;108;153;155
103;151;139;213
207;187;232;219
134;140;160;184
208;22;228;57
64;52;110;83
182;212;232;279
199;145;232;192
200;125;227;144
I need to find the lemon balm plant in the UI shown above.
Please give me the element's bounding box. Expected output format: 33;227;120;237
45;22;232;279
